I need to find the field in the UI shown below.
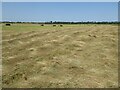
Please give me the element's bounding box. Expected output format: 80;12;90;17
2;24;118;88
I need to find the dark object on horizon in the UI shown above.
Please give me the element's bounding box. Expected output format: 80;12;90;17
6;24;11;26
60;25;63;27
41;24;44;26
53;25;56;27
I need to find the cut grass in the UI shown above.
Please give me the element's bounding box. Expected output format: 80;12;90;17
2;24;118;88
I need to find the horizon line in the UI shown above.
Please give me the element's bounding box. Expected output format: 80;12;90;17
1;21;119;22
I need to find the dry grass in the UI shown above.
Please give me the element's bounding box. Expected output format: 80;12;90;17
2;24;118;88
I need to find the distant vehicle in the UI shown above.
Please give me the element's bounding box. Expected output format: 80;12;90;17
6;24;11;26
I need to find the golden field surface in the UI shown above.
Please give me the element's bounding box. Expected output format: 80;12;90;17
2;24;118;88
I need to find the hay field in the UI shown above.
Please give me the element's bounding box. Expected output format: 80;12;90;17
2;24;118;88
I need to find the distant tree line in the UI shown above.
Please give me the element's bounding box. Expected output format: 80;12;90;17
1;21;120;24
45;21;120;24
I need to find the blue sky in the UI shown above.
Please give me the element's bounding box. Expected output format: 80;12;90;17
2;0;120;2
2;2;118;22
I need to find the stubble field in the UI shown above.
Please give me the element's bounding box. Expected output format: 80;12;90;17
2;24;118;88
